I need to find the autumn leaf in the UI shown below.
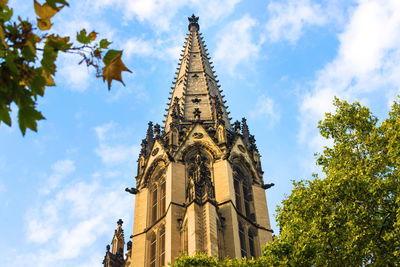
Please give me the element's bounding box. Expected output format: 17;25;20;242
46;34;71;51
34;0;61;20
41;69;55;86
37;18;52;31
88;31;97;41
0;0;127;135
45;0;69;9
102;50;131;90
0;26;8;48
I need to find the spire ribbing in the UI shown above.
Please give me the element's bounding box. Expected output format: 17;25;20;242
164;15;231;132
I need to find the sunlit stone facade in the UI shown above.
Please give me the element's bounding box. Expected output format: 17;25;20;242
103;15;273;267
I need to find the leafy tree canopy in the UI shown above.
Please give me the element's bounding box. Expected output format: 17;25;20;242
172;98;400;266
263;97;400;266
0;0;131;135
170;252;264;267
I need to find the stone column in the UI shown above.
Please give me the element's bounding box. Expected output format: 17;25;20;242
131;187;149;266
252;185;273;251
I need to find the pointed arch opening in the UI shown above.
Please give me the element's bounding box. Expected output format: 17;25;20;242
233;166;256;221
146;160;167;226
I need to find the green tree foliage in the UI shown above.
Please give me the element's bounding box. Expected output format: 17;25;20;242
172;98;400;266
170;252;264;267
0;0;131;135
263;97;400;266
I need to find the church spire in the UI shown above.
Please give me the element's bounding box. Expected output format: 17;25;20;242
103;219;125;267
164;15;231;132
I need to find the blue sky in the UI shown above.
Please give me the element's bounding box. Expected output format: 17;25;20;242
1;0;400;266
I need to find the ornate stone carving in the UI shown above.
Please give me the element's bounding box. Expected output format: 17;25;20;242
152;147;159;156
212;95;224;125
234;120;241;134
193;108;201;120
193;132;203;139
154;124;161;137
241;118;249;144
238;144;246;153
188;14;200;31
186;152;215;203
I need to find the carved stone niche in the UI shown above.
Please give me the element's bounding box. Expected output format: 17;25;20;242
185;150;215;203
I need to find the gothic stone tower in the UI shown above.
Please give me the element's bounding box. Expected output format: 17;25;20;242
103;15;274;267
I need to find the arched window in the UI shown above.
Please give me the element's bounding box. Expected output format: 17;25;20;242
237;221;258;259
248;229;256;258
234;175;242;212
159;226;165;266
151;186;158;224
160;180;166;215
239;223;247;258
149;233;156;267
148;164;166;226
148;225;166;267
233;165;255;221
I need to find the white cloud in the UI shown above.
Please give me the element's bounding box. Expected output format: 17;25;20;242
94;122;114;143
28;159;76;243
266;0;327;43
214;15;262;74
91;0;240;31
25;180;131;266
41;159;76;195
124;37;155;58
57;54;94;92
195;0;241;27
122;36;181;62
298;0;400;152
96;144;139;165
249;95;280;126
94;122;140;165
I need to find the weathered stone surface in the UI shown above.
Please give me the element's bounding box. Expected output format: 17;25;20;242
103;15;273;267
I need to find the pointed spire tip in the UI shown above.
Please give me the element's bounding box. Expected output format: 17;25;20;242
188;14;200;32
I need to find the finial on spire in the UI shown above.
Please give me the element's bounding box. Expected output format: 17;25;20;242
188;14;199;31
117;219;123;226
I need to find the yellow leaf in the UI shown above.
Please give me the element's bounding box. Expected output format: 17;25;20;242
37;18;52;31
0;0;8;4
42;70;55;86
102;52;132;90
34;0;61;20
0;26;8;48
88;31;97;41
